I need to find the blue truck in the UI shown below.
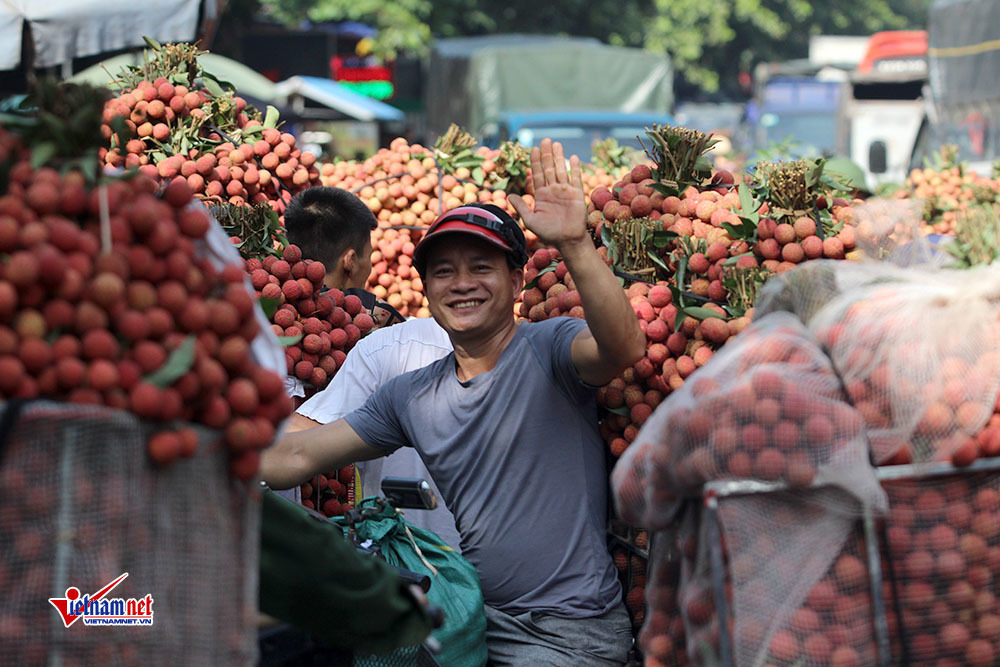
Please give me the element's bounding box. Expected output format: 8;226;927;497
749;74;848;160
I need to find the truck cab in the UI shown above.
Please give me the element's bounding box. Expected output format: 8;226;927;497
845;31;928;188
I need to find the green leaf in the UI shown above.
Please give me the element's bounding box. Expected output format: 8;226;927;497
652;230;678;247
29;143;57;169
524;263;557;290
674;307;686;333
202;77;225;98
258;297;281;320
649;252;670;272
684;306;727;321
723;251;753;266
169;73;188;85
603;406;630;417
142;36;162;51
264;105;280;130
278;334;303;347
471;167;484;184
737;182;755;216
144;335;196;389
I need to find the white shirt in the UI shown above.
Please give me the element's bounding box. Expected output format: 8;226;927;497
296;317;460;549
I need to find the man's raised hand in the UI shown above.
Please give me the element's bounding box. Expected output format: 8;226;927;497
509;139;588;249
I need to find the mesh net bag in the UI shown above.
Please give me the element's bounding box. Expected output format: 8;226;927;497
879;469;1000;665
0;401;259;666
612;312;884;529
612;312;887;666
757;259;1000;467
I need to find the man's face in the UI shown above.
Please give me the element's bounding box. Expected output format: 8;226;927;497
423;236;523;339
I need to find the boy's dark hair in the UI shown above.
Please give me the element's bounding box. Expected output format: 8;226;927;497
284;187;376;269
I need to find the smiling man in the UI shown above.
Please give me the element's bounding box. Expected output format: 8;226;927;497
261;139;646;665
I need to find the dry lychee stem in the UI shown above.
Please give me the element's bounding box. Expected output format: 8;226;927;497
952;204;1000;267
434;123;477;156
641;124;718;193
606;217;661;277
755;160;814;224
725;266;772;315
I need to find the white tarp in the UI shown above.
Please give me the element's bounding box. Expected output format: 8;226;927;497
0;0;202;70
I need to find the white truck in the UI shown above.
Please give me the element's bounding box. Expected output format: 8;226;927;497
842;31;928;189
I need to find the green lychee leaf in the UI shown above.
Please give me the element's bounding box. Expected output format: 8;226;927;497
263;105;280;130
145;335;196;389
142;36;162;51
29;143;57;169
603;406;630;417
201;77;225;99
652;230;678;248
723;251;754;266
278;334;303;347
258;297;280;320
684;306;726;321
523;262;557;290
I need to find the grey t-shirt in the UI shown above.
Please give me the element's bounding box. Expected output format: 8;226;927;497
345;317;621;618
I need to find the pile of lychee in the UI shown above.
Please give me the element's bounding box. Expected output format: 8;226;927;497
101;77;320;211
299;466;356;517
0;151;292;478
246;244;374;394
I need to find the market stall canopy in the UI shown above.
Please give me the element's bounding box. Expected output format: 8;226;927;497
0;0;206;71
69;52;280;104
274;76;404;123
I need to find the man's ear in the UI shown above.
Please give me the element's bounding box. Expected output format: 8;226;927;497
510;267;525;298
340;247;357;276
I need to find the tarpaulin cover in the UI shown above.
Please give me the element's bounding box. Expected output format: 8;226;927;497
426;35;673;138
0;0;202;71
928;0;1000;105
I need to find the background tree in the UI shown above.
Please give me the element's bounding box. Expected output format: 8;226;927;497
246;0;932;96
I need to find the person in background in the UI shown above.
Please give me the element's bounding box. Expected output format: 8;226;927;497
283;185;376;292
261;139;646;665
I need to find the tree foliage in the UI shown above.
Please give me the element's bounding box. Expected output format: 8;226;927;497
255;0;932;93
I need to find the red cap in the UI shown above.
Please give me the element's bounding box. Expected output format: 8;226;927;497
413;205;527;276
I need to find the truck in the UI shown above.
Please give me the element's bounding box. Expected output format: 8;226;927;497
910;0;1000;176
843;31;928;188
424;35;673;151
747;57;851;161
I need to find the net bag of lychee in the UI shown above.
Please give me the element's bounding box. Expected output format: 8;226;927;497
0;401;259;665
877;469;1000;666
611;312;887;666
756;259;1000;467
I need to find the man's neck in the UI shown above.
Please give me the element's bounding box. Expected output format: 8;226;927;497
450;320;519;382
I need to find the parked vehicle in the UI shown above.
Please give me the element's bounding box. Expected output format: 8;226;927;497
481;110;673;163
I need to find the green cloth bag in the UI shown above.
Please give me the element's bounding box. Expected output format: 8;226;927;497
259;490;434;653
336;498;488;667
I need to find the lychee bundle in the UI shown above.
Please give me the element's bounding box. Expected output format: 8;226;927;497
612;543;651;633
896;145;1000;236
0;150;291;477
756;259;1000;469
647;469;1000;667
299;465;356;516
612;313;877;530
245;243;374;394
99;42;319;212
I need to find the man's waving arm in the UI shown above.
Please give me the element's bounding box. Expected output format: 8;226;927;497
510;139;645;386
